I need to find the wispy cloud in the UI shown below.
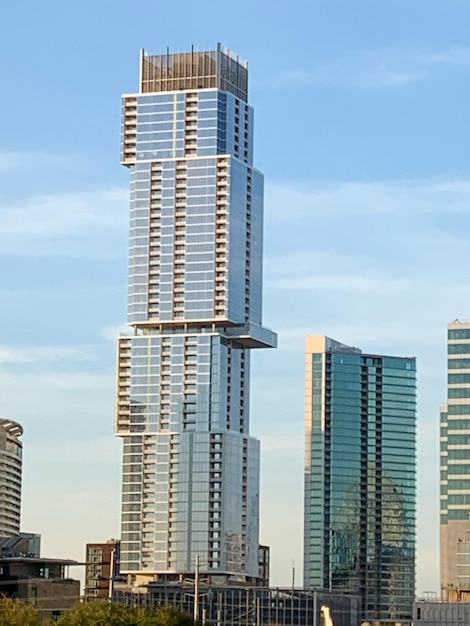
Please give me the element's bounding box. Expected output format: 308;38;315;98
0;149;128;256
28;436;121;464
101;322;132;341
0;345;98;365
270;274;411;294
0;150;78;172
34;371;112;391
0;186;128;257
266;178;470;219
256;173;469;455
0;187;127;237
269;46;470;89
0;366;115;457
264;177;470;290
272;321;443;354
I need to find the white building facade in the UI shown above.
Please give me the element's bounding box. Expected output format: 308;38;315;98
0;419;23;536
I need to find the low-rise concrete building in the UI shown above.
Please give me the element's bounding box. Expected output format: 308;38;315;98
114;582;360;626
0;556;80;621
0;532;41;558
414;599;470;625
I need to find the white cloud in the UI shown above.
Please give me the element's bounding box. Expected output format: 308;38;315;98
263;178;470;317
411;47;470;67
27;436;121;465
0;150;128;256
269;46;470;89
0;151;27;171
0;368;114;428
0;187;127;237
101;322;132;341
34;371;112;392
270;273;411;294
0;150;77;172
265;178;470;220
0;345;98;364
269;320;439;354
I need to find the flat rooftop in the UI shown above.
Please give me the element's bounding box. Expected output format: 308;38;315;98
140;43;248;101
0;556;82;566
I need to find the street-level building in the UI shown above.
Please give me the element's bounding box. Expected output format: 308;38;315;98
113;582;360;626
0;532;40;558
0;556;79;621
414;599;470;625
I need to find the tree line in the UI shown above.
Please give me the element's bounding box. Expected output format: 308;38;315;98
0;597;197;626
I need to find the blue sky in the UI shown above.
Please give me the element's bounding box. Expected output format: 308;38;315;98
1;0;470;593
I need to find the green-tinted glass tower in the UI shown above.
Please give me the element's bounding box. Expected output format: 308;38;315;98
304;336;416;623
440;320;470;596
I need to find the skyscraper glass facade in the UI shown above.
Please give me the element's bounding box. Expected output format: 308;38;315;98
440;320;470;594
115;45;276;581
304;336;416;623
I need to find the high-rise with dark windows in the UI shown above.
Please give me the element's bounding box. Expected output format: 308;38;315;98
303;335;416;623
115;45;276;584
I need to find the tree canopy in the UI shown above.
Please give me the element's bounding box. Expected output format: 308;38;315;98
0;596;40;626
0;597;197;626
54;601;196;626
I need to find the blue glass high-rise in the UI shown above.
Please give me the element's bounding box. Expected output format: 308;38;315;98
304;336;416;623
115;45;276;584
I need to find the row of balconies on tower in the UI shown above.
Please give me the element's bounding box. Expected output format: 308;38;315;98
172;165;187;317
214;172;228;316
116;339;132;432
185;93;198;157
122;97;137;166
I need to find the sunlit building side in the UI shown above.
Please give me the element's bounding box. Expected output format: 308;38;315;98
115;44;276;584
0;419;23;536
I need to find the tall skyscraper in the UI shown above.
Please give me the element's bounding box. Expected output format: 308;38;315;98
0;419;23;536
115;45;276;583
304;336;416;623
440;319;470;596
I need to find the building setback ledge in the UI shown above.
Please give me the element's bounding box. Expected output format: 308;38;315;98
222;323;278;349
